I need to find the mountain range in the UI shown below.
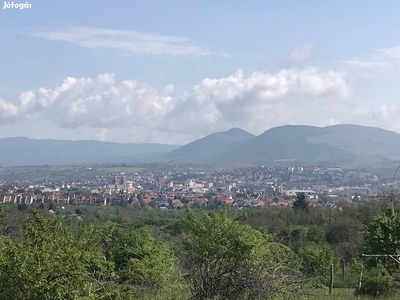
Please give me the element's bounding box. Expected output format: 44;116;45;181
0;137;180;166
165;124;400;165
1;124;400;166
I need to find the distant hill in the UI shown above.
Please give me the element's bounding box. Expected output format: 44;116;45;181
0;137;180;166
2;124;400;167
164;128;255;161
218;125;356;164
167;124;400;165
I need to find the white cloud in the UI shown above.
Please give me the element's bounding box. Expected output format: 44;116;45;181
30;26;210;56
0;63;387;142
287;44;314;65
371;104;399;121
345;46;400;71
0;99;18;118
4;39;400;143
0;68;351;143
165;67;349;137
366;104;400;133
0;73;175;131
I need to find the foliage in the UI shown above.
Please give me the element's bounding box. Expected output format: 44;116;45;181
362;204;400;270
109;226;177;294
307;225;327;245
292;192;309;213
182;206;303;300
359;204;400;296
278;225;308;251
358;264;395;297
298;243;337;285
0;197;392;299
0;211;115;300
326;218;363;262
277;225;326;252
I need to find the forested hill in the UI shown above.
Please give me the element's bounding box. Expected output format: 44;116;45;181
1;124;400;166
168;124;400;165
164;127;255;161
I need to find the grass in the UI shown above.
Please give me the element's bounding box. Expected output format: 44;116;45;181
297;288;400;299
145;287;396;300
297;288;355;299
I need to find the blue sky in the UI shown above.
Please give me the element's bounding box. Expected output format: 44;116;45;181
1;0;400;144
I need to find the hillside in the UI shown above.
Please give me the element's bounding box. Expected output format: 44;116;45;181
0;137;180;166
164;128;255;161
1;124;400;167
171;124;400;166
215;125;350;164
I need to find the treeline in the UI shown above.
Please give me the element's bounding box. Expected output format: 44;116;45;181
0;193;400;299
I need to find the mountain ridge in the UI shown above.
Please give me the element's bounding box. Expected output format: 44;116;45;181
213;124;400;164
163;128;255;161
0;137;180;166
1;124;400;166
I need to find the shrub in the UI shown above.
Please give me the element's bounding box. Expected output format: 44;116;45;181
358;264;395;297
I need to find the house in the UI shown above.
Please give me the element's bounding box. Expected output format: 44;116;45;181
251;200;265;207
171;199;184;208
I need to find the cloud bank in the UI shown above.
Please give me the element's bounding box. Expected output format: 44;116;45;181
4;41;400;143
0;67;352;143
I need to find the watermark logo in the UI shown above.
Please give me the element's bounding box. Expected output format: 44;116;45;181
2;1;32;9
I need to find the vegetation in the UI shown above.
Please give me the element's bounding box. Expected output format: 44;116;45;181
182;207;302;299
1;195;400;299
293;192;309;212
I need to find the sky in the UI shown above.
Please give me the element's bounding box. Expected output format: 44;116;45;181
1;0;400;144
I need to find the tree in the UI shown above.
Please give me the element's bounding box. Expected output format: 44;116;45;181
358;263;395;297
306;225;326;245
363;204;400;270
363;204;400;254
277;225;326;252
277;225;308;251
292;192;309;212
204;191;216;202
182;207;303;300
108;227;177;294
326;219;362;262
17;203;28;211
378;192;400;211
0;211;116;300
34;189;43;195
358;203;400;296
136;193;144;208
48;200;56;211
298;243;337;285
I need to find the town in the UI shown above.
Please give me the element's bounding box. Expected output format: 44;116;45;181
0;163;395;209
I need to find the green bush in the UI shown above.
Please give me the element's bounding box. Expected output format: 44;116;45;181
358;264;395;297
298;243;337;285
